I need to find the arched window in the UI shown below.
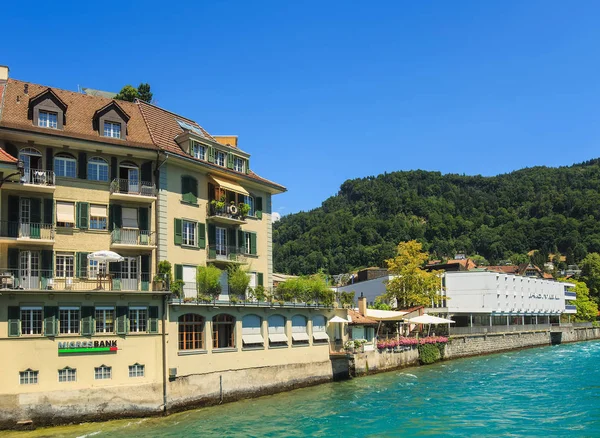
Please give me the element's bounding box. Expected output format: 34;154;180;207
292;315;309;345
242;314;263;347
179;314;204;351
312;315;329;343
268;314;287;346
213;314;235;349
54;153;76;178
88;157;109;182
19;147;43;183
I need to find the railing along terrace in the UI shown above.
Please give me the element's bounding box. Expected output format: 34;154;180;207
110;179;155;197
0;269;151;292
207;245;248;262
207;203;247;221
449;324;553;335
21;169;55;186
0;221;54;240
111;229;155;246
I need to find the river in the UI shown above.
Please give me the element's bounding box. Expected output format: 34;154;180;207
6;341;600;437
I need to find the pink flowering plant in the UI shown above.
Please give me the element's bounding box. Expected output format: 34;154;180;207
377;336;448;350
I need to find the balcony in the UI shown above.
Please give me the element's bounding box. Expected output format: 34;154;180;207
0;221;55;244
109;179;156;202
110;229;156;249
564;304;577;314
206;203;247;225
564;291;577;301
3;170;55;193
0;268;152;292
207;245;247;264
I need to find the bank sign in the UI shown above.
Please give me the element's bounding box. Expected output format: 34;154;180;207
58;340;118;355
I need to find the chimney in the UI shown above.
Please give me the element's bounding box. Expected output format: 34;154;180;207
0;65;9;84
358;293;367;316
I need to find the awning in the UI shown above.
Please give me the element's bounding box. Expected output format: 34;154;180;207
406;314;455;324
292;332;310;342
56;202;74;223
329;316;349;323
268;333;288;343
210;175;250;196
313;332;329;341
242;334;264;345
90;204;107;217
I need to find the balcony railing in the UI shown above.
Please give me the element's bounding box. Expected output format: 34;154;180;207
449;324;552;335
207;203;248;222
110;179;155;197
564;292;577;299
207;245;248;263
565;305;577;311
0;221;55;240
21;169;55;186
0;268;151;291
111;229;155;246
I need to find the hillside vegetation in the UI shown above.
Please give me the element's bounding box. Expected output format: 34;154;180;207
273;159;600;275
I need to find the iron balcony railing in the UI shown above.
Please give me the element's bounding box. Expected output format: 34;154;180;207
0;221;55;240
21;169;55;186
564;292;577;299
111;229;155;246
207;244;248;263
207;203;248;221
0;268;152;292
565;305;577;311
110;178;155;197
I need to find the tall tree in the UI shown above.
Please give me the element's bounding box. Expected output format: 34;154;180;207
114;85;138;102
563;280;599;321
580;253;600;303
383;240;443;308
137;83;153;103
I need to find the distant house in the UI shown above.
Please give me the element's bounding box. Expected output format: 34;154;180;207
485;263;552;279
425;257;478;272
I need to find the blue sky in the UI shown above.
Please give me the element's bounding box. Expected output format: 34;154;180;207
3;1;600;216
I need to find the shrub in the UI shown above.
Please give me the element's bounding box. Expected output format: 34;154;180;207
418;343;441;364
248;285;267;302
197;265;222;300
227;265;250;300
170;279;185;297
338;291;355;308
157;260;172;284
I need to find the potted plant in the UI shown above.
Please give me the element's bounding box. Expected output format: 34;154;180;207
154;260;172;291
170;279;185;298
344;340;355;353
197;265;222;301
238;202;251;219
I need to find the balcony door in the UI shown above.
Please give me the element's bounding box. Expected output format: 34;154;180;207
18;147;42;184
182;265;197;299
19;251;40;290
216;227;227;258
121;257;139;291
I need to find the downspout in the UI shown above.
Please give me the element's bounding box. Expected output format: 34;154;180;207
161;293;168;413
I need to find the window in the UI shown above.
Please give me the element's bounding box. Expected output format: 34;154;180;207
233;156;244;172
242;195;254;216
56;201;75;227
38;110;58;128
128;363;145;378
268;315;288;347
58;367;76;382
89;260;107;280
19;369;39;385
178;314;204;350
21;308;43;335
215;151;225;167
88;157;109;182
59;308;80;334
95;307;114;333
213;314;235;349
312;315;329;343
244;233;251;254
94;365;111;380
122;207;138;229
182;220;196;246
54;154;76;178
242;314;263;348
192;142;206;160
56;253;74;278
129;307;148;333
104;121;121;138
216;227;227;255
90;204;108;230
292;315;309;345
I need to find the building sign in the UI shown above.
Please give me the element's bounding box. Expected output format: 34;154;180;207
528;293;560;300
58;340;118;355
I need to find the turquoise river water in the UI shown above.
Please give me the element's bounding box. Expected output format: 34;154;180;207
7;341;600;437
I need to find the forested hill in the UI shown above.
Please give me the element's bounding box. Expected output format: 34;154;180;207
273;159;600;275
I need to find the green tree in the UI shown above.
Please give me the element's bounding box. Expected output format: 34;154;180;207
383;240;443;308
530;250;547;268
470;254;489;266
196;265;222;301
227;265;251;301
563;280;599;321
580;253;600;303
137;83;153;103
114;85;138;102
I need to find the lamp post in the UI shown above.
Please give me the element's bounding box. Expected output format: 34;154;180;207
0;159;24;188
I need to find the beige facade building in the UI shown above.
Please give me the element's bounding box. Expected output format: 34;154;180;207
0;67;348;429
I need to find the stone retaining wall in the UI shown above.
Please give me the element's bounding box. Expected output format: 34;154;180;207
350;347;419;376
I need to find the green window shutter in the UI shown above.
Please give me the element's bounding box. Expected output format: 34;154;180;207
43;306;58;337
108;204;114;231
30;198;42;224
174;218;182;245
208;224;216;245
190;178;198;203
41;250;54;278
255;197;263;219
250;232;257;255
110;204;122;230
257;273;264;287
149;306;159;333
8;306;20;337
141;255;150;291
181;176;188;200
174;264;183;281
76;252;89;278
139;207;149;232
238;230;244;250
81;306;95;336
8;248;19;270
198;223;206;249
116;306;128;335
228;228;237;250
245;159;250;174
78;152;87;179
208;147;215;163
44;198;54;225
227;153;234;169
77;202;89;229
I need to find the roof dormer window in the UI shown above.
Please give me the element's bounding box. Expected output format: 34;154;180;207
191;141;206;160
38;110;58;129
103;121;121;138
233;156;244;172
215;150;225;167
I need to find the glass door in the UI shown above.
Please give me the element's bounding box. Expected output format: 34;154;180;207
128;168;139;194
19;251;40;289
216;227;227;258
121;257;139;291
20;198;31;238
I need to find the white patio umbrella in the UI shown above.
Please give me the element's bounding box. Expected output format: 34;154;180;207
87;250;124;262
329;316;350;323
406;313;455;336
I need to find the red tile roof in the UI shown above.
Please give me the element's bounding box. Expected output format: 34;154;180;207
0;147;17;164
486;265;520;274
348;309;378;325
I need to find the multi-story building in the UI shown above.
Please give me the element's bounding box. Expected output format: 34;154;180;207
0;66;345;429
